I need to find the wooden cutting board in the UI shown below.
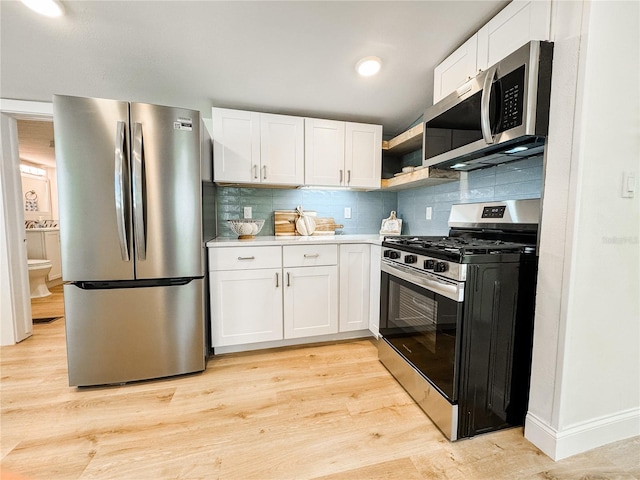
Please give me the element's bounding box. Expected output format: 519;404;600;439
274;210;316;236
313;217;344;235
274;211;343;236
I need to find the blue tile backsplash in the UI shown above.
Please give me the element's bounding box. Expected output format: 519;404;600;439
216;187;398;237
397;156;544;236
214;155;544;237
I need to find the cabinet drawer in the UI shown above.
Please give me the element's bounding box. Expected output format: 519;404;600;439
209;246;282;271
283;244;337;267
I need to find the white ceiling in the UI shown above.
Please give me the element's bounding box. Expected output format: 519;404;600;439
2;0;508;162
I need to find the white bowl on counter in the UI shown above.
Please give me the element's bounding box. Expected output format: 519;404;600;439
226;219;265;239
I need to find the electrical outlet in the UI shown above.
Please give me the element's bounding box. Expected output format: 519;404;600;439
244;206;252;219
344;207;352;219
426;206;433;220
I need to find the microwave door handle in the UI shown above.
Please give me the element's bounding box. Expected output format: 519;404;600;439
114;121;130;262
480;65;498;144
132;122;146;261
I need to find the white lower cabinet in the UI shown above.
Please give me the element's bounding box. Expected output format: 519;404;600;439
209;241;378;351
210;268;283;347
284;265;339;339
209;245;283;348
283;244;339;339
339;244;370;332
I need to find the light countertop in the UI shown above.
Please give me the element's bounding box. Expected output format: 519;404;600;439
206;234;384;248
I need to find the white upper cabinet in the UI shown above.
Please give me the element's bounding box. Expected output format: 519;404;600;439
306;119;381;189
212;108;260;183
260;113;304;185
214;107;381;188
476;0;552;71
345;122;382;189
433;34;479;104
212;108;304;186
304;118;345;187
433;0;552;103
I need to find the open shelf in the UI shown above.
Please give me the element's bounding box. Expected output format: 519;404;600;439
382;123;424;155
380;122;459;190
381;167;459;191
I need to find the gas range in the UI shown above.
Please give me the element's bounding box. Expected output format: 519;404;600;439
381;235;535;282
378;199;541;441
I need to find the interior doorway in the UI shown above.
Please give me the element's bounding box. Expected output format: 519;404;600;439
18;119;65;324
0;99;55;345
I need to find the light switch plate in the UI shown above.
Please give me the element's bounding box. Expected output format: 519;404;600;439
244;206;252;218
344;207;352;219
622;171;636;198
426;206;433;220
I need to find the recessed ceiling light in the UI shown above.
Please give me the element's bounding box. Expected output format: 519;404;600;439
356;56;381;77
20;0;65;17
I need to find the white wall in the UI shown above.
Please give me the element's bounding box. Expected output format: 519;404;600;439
526;0;640;460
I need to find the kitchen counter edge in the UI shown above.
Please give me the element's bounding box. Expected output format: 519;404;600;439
206;234;384;248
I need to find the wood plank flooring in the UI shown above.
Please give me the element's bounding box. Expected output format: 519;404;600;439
1;318;638;479
30;284;64;321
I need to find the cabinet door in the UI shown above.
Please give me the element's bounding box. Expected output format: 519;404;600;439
210;268;283;347
212;108;260;183
476;0;551;71
44;231;62;281
260;113;304;185
339;244;370;332
284;266;338;339
433;34;479;103
304;118;344;187
345;122;382;189
368;245;381;337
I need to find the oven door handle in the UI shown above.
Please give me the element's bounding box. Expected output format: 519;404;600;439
382;261;464;302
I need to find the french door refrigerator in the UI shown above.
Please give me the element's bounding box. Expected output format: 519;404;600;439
53;95;206;387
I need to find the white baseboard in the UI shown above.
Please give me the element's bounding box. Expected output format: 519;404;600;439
525;408;640;460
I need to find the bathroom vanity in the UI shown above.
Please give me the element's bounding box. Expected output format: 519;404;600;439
26;228;62;284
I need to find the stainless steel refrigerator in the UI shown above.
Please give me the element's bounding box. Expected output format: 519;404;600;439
53;95;209;387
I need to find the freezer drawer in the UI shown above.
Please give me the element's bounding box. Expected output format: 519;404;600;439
64;279;205;386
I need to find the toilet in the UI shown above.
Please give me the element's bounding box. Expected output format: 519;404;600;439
28;259;52;298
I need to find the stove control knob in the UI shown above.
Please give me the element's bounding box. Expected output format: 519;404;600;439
387;250;401;260
424;259;435;269
404;255;417;264
383;250;392;258
434;262;448;273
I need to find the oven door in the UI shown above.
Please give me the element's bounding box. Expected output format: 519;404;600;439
379;261;464;402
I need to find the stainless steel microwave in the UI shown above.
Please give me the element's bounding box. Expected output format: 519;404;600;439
423;41;553;172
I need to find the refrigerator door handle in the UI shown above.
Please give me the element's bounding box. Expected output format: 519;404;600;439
114;121;130;261
132;122;146;260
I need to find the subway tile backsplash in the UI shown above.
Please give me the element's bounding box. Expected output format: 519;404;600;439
213;156;544;237
397;156;544;236
215;187;398;237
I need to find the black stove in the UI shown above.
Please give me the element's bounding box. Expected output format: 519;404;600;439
378;199;541;442
382;235;535;262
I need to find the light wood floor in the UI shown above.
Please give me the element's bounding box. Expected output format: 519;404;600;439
1;319;638;480
30;284;64;321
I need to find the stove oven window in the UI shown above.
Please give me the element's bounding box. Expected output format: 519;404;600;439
381;274;463;401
